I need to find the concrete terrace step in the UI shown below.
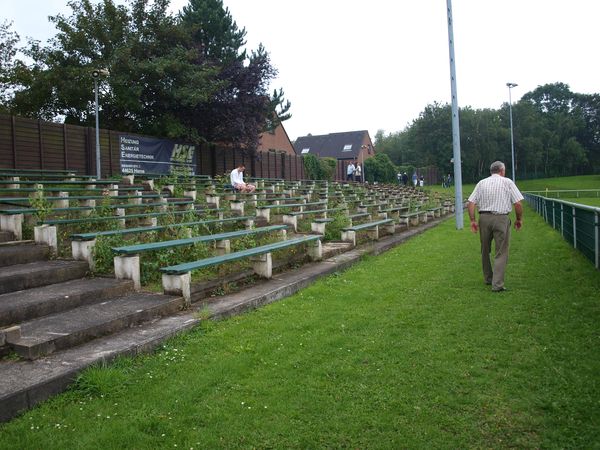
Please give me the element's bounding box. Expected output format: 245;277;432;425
0;242;50;267
10;291;184;360
0;260;88;295
0;230;15;243
0;278;135;328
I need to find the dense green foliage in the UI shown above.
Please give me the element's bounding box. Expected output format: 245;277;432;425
302;154;336;180
1;205;599;448
0;0;290;148
376;83;600;182
364;152;397;183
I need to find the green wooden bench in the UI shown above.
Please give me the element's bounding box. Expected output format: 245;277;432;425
399;211;425;227
70;215;257;270
427;206;444;219
380;205;410;220
341;218;395;246
42;207;222;227
112;224;288;290
255;201;327;222
282;207;346;231
160;234;322;304
348;212;371;226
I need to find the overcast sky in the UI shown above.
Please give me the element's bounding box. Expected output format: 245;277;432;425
3;0;599;141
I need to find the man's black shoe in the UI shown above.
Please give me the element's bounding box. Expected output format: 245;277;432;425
492;287;507;292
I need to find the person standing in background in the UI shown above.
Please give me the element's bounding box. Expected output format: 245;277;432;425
346;160;355;181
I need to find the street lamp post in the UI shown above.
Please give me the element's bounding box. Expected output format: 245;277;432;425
92;69;109;179
506;82;518;181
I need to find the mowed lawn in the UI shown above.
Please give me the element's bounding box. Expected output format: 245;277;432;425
1;207;599;449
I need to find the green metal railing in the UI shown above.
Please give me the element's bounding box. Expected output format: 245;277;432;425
525;189;600;199
525;193;599;270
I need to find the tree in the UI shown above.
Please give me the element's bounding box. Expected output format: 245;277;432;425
364;152;397;183
1;0;290;149
0;21;19;110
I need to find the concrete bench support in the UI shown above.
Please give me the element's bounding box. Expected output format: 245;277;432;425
34;225;57;254
72;239;96;270
230;200;245;216
162;272;191;306
0;213;23;240
215;239;230;255
54;192;69;209
256;208;270;222
114;254;141;291
282;214;297;231
251;253;273;278
341;229;357;246
184;190;197;201
206;194;220;208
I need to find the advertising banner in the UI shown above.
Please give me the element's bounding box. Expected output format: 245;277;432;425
119;135;196;175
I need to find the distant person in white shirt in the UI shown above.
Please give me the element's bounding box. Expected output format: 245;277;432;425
230;164;256;193
346;161;355;181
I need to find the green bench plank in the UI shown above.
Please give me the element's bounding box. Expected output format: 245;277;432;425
43;208;221;226
160;234;320;275
112;224;287;255
343;218;393;232
71;215;255;241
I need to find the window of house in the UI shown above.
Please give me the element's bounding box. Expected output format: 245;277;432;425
301;148;310;154
342;144;352;152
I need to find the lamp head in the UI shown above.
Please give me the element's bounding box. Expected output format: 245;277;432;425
92;68;110;79
506;82;518;88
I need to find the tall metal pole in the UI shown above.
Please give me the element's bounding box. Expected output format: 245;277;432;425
94;77;101;179
507;82;518;181
446;0;463;229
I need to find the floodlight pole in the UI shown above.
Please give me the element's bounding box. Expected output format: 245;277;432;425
94;76;101;179
446;0;464;229
507;82;518;181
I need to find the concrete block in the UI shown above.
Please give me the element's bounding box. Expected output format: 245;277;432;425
341;230;356;247
367;226;379;241
139;216;157;227
244;218;255;229
184;190;197;201
215;239;230;255
81;198;96;208
142;179;154;190
162;272;191;307
54;192;69;209
307;239;322;261
256;208;270;222
311;221;326;235
122;174;135;185
384;222;396;235
230;200;245;216
206;195;220;208
34;225;57;254
282;214;297;232
0;213;23;240
3;326;21;344
114;255;141;291
72;239;96;270
251;252;273;278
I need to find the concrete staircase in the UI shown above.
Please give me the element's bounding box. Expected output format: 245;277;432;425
0;240;185;360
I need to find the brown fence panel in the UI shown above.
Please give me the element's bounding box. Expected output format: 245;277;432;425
0;115;12;167
0;114;309;181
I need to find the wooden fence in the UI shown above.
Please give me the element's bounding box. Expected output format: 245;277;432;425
0;114;305;181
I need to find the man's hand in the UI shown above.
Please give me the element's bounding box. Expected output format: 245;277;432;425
470;221;478;233
514;219;523;231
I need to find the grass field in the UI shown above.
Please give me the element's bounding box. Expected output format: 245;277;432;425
1;205;599;449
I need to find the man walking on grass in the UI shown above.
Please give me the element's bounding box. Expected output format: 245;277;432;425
467;161;524;292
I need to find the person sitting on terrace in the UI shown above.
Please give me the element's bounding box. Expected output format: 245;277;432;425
230;164;256;193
